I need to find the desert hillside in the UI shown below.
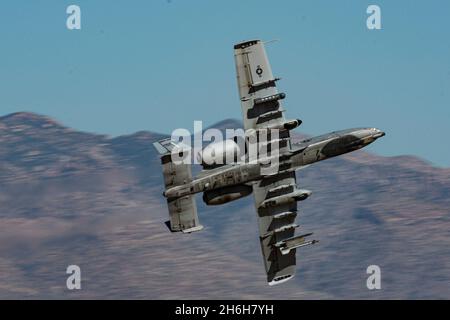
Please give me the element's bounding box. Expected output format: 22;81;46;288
0;112;449;299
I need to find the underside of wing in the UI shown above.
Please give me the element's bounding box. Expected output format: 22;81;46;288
234;40;316;285
253;171;318;285
234;40;303;160
234;40;290;132
254;171;298;285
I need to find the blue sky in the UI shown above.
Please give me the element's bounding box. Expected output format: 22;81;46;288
0;0;449;166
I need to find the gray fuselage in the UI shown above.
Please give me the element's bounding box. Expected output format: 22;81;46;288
164;127;385;200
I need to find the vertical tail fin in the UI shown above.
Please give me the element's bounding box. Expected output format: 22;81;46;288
153;138;203;233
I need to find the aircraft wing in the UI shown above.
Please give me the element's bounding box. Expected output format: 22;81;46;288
234;40;287;131
254;171;298;284
253;171;318;285
234;40;316;285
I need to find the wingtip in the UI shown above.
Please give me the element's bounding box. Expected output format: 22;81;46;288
268;274;295;286
181;225;204;234
234;39;261;50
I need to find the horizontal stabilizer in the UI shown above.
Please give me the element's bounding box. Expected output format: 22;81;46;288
165;220;203;233
154;138;203;233
166;195;203;233
153;138;191;155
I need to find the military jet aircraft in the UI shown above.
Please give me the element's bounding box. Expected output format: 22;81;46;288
153;40;385;286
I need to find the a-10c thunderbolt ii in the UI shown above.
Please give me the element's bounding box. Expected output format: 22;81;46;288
154;40;385;286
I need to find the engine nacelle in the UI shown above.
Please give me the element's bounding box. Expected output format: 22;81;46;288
203;185;252;205
197;139;241;169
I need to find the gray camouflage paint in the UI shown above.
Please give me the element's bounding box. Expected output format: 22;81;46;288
164;127;385;202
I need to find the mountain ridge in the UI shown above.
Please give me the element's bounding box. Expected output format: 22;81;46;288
1;111;445;170
0;112;449;299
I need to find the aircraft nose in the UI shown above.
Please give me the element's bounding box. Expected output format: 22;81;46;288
372;129;385;139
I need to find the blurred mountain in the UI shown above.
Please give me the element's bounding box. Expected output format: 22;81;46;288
0;112;449;299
